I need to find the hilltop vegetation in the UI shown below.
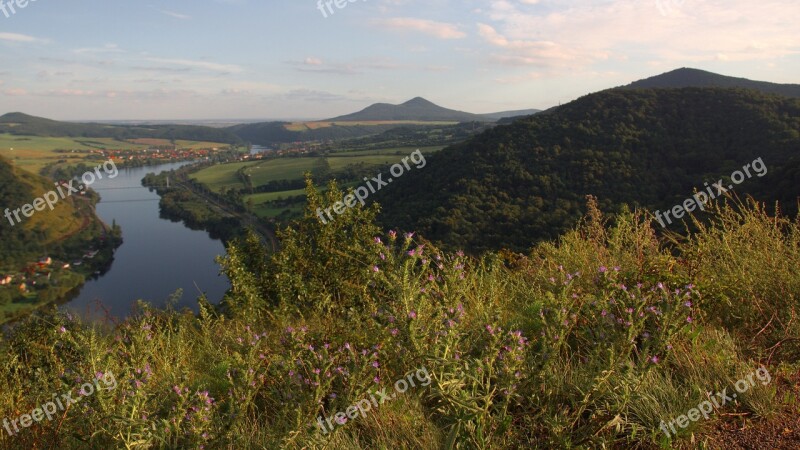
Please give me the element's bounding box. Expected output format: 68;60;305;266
0;182;797;449
378;88;800;253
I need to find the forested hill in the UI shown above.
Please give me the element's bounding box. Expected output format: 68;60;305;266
376;88;800;253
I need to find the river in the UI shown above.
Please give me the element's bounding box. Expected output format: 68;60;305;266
62;162;230;320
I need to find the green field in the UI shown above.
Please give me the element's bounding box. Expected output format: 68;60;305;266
192;146;443;221
193;146;443;194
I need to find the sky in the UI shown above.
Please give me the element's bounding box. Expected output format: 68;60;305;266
0;0;798;121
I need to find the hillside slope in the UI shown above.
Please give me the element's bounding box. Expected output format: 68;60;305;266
0;154;87;266
376;88;800;253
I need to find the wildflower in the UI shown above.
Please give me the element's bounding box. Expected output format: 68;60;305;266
404;232;415;240
372;361;380;368
601;310;607;317
686;316;693;323
373;376;380;384
408;311;417;319
599;266;607;273
374;237;382;244
390;328;399;336
684;301;692;307
650;355;660;364
372;266;380;273
380;253;386;260
389;230;397;239
457;250;464;257
59;326;66;333
408;250;416;257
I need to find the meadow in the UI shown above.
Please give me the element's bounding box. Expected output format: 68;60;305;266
191;146;444;220
0;184;797;449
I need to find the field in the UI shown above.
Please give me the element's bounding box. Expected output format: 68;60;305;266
191;146;442;220
0;134;228;174
194;146;442;193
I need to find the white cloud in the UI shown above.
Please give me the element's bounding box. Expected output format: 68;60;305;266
0;32;46;43
372;18;467;40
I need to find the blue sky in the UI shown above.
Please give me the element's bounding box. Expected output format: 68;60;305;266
0;0;798;120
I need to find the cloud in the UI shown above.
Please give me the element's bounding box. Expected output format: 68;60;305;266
144;58;243;74
4;88;28;96
287;58;402;75
372;18;467;39
0;32;46;43
481;0;800;67
159;10;191;20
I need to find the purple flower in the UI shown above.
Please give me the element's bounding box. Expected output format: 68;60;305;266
59;326;66;333
372;361;380;368
686;316;693;323
390;328;399;336
372;266;380;273
404;232;415;240
408;311;417;319
599;266;607;273
684;301;692;307
650;355;660;364
374;237;382;244
389;230;397;239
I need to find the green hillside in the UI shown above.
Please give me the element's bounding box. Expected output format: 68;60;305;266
376;88;800;253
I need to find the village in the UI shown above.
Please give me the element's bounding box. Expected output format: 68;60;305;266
0;249;100;296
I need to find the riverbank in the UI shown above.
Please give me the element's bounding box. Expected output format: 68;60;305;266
0;198;122;324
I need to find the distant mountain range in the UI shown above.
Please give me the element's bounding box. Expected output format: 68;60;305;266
621;67;800;98
0;112;243;144
326;97;540;122
2;68;798;148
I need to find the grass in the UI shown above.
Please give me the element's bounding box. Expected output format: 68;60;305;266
1;191;797;449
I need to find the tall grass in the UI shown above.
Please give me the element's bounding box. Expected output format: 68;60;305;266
0;187;796;449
